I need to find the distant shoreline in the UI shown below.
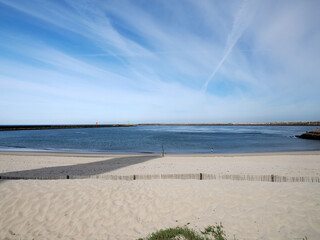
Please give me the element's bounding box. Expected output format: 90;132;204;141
0;121;319;131
1;150;319;157
138;121;320;126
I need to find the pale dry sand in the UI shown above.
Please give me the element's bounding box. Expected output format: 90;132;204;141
0;151;320;240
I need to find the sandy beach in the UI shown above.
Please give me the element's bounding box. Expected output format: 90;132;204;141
0;151;320;239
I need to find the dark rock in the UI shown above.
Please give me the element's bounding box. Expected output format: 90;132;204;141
297;129;320;140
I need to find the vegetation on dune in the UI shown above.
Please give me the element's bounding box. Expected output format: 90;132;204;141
137;223;234;240
138;223;309;240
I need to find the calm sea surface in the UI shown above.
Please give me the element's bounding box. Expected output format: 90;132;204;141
0;125;319;154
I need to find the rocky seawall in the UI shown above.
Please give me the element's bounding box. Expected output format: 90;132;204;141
297;129;320;140
0;124;136;131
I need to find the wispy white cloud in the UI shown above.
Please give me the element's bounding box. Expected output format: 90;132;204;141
203;0;260;91
0;0;319;124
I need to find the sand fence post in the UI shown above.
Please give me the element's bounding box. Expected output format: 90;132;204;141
162;144;164;157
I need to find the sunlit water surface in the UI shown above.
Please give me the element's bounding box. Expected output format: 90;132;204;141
0;125;319;153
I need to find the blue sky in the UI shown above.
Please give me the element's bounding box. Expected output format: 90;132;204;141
0;0;319;124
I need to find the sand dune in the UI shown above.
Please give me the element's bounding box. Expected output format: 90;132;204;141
1;180;319;240
0;151;320;240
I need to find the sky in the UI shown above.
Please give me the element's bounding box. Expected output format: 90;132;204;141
0;0;320;124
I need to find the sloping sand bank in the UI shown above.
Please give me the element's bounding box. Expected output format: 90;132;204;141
1;180;319;240
0;151;320;240
1;151;320;179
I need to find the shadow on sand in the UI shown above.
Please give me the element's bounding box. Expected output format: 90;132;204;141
0;155;159;180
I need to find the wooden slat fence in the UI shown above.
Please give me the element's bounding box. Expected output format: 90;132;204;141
1;173;319;183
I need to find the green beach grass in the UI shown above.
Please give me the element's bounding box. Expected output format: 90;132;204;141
137;223;233;240
138;223;309;240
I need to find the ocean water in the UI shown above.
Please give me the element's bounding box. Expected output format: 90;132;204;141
0;125;319;154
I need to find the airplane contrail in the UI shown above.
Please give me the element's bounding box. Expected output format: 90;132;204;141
203;0;259;91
